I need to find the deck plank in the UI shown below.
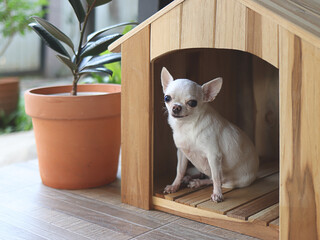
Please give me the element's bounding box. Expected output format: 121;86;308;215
0;160;261;240
248;204;279;226
176;187;233;207
197;173;279;214
269;218;280;230
226;189;279;220
164;186;207;201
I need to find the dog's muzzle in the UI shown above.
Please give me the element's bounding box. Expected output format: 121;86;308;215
172;104;182;114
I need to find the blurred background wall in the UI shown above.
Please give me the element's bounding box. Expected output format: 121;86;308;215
0;0;173;78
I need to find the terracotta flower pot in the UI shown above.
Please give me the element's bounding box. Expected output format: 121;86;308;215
24;84;121;189
0;77;19;115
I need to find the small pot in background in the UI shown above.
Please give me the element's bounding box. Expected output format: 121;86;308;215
0;77;19;115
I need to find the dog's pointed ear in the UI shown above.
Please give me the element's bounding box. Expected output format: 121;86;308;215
202;77;223;102
161;67;174;93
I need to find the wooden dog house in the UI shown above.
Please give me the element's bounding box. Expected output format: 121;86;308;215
109;0;320;239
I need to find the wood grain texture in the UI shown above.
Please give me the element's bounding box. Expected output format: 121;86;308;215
110;0;320;54
109;0;185;52
151;4;182;60
153;197;279;240
226;189;279;220
248;204;279;226
269;218;279;230
197;173;279;214
215;0;247;51
164;186;208;201
246;9;279;67
121;26;152;210
215;0;278;67
0;161;259;240
175;187;233;207
289;0;320;16
279;27;320;240
238;0;320;48
180;0;216;49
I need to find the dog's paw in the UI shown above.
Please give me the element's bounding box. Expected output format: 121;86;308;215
211;193;224;203
187;179;202;188
163;184;179;194
182;175;192;185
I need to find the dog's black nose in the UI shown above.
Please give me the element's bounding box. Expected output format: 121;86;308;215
172;105;182;114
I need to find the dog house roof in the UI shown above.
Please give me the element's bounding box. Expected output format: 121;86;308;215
109;0;320;57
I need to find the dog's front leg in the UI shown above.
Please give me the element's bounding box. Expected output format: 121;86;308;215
208;153;224;202
164;149;188;193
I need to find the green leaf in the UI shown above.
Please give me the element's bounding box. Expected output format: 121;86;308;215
81;53;121;70
32;16;74;50
29;23;70;58
80;33;122;58
56;55;77;72
86;0;112;7
79;67;113;76
87;22;138;42
79;56;93;70
68;0;86;23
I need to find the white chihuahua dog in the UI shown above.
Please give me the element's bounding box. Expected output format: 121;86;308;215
161;67;259;202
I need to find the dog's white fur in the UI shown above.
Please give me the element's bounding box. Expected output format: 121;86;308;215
161;67;259;202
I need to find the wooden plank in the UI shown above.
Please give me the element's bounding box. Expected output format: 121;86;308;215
21;188;150;237
269;218;279;230
289;0;320;16
176;187;232;207
248;203;279;226
246;9;279;67
109;0;185;52
180;0;216;49
164;186;207;201
0;206;92;240
42;187;164;230
238;0;320;49
134;229;184;240
215;0;247;51
197;173;279;214
279;27;320;239
175;218;263;240
226;189;279;220
121;26;152;210
215;0;278;67
110;0;320;53
253;56;279;162
175;187;212;205
0;219;46;240
153;197;279;240
150;4;182;60
0;161;265;240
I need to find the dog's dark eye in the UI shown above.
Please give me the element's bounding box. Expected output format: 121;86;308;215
187;100;197;107
164;95;172;103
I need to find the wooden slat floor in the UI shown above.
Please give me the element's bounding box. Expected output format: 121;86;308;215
154;161;279;235
0;160;259;240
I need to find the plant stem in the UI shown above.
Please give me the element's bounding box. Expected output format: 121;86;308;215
72;0;96;96
0;33;14;58
71;75;79;96
76;1;96;65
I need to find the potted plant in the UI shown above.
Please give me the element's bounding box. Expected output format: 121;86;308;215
25;0;135;189
0;0;47;118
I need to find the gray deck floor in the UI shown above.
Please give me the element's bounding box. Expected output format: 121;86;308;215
0;160;259;240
